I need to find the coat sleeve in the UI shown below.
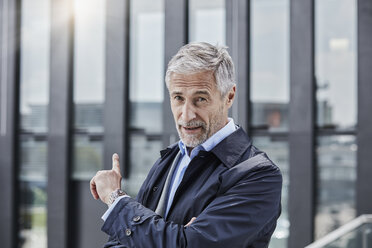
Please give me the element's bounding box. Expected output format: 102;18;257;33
101;162;282;248
103;236;128;248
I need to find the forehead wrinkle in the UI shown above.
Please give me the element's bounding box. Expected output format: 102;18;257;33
170;84;214;98
170;88;212;98
169;71;217;91
194;90;211;96
171;81;213;91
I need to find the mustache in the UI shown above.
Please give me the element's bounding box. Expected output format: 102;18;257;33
178;120;206;128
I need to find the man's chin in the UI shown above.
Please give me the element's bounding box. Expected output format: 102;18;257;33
180;135;206;148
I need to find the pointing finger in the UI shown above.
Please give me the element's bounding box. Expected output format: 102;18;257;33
112;153;121;175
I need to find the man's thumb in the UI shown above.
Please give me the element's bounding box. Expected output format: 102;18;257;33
112;153;121;175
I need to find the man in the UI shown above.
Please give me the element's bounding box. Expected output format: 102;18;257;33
90;42;282;248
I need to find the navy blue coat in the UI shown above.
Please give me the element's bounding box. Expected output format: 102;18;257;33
102;127;282;248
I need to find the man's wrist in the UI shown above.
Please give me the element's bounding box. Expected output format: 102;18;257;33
107;188;127;207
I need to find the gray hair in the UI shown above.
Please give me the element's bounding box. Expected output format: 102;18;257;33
165;42;235;96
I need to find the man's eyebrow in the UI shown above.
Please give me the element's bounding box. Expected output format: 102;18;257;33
171;91;183;96
195;90;210;96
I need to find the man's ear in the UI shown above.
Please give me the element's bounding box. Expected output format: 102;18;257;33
226;85;236;108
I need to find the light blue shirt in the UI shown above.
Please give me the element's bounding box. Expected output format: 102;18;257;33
164;118;237;217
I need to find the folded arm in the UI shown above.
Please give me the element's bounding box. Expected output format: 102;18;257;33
102;163;282;248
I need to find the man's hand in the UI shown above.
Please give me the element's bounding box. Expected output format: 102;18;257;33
90;153;122;205
185;217;196;227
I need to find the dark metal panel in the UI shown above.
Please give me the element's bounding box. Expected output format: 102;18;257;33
251;130;289;138
69;181;108;247
47;0;73;247
316;128;356;136
226;0;250;132
357;0;372;215
0;0;20;247
289;0;315;247
162;0;188;147
104;0;130;174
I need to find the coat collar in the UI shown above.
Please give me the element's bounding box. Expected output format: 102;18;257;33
160;142;179;158
160;127;251;168
210;127;251;168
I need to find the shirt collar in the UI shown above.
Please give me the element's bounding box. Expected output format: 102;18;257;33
178;118;237;159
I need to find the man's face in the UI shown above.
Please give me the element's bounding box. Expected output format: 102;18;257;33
169;71;235;148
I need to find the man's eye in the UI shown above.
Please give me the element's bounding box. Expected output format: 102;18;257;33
197;97;206;102
174;96;183;101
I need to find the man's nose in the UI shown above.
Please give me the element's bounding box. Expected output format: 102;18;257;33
181;102;196;122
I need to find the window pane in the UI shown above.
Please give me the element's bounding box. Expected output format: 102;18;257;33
189;0;226;45
19;136;48;182
252;136;289;248
18;137;48;248
129;0;164;134
315;135;357;239
72;135;103;180
130;102;163;134
18;0;50;246
126;134;163;196
19;181;47;248
73;0;106;132
250;0;289;131
19;0;50;133
315;0;357;130
72;0;105;179
127;0;164;195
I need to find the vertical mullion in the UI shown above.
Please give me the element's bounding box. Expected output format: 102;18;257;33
104;0;130;174
163;0;188;147
226;0;250;132
357;0;372;215
47;0;73;247
289;0;315;247
0;0;20;247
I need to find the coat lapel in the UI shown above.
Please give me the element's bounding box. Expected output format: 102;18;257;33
141;145;180;211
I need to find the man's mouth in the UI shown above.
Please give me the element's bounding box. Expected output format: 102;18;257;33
184;126;200;130
182;126;202;133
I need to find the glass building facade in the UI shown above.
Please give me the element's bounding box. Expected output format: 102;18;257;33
314;0;357;241
1;0;372;248
18;0;50;246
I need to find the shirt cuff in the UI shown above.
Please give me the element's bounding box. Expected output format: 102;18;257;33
101;195;130;222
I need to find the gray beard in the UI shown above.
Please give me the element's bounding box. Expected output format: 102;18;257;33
176;116;225;148
178;129;208;148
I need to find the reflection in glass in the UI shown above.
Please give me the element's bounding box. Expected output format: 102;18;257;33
19;136;48;182
315;0;357;130
130;102;163;134
129;0;164;133
19;0;50;133
252;136;289;248
250;0;289;131
315;135;357;240
127;0;164;194
18;137;48;248
72;0;105;180
126;134;163;196
74;103;104;132
72;135;103;180
18;0;50;246
73;0;106;132
19;181;47;248
189;0;225;45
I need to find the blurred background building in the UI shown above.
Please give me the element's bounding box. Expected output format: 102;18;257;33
0;0;371;247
